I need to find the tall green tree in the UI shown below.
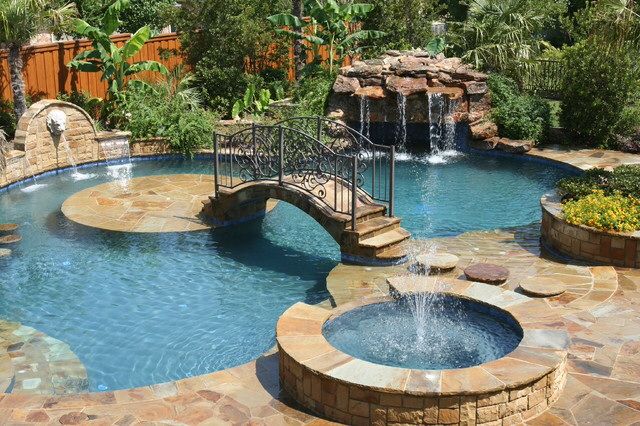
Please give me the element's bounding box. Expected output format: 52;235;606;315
68;0;168;123
74;0;173;33
448;0;567;74
292;0;305;80
268;0;385;73
0;0;75;119
174;0;290;114
362;0;443;52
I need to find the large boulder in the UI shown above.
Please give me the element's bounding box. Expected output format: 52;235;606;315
385;76;429;96
496;138;532;153
470;120;498;140
354;86;386;100
469;137;500;151
333;75;360;95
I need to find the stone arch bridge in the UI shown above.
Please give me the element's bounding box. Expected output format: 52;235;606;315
201;117;410;265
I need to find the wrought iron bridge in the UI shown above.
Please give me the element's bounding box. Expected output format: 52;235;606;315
206;116;409;265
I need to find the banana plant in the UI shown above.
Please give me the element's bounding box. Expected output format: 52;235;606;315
231;84;274;120
268;0;385;73
68;0;168;121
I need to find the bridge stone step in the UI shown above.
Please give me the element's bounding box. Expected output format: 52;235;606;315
377;243;409;262
349;216;401;240
354;204;386;223
359;228;411;250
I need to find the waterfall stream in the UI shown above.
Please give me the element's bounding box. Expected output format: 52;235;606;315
395;93;407;150
359;96;371;140
61;134;95;181
426;93;460;164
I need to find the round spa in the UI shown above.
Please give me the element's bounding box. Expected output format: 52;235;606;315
276;278;568;425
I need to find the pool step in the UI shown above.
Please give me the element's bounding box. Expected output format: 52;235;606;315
346;216;401;240
353;203;386;223
359;228;411;249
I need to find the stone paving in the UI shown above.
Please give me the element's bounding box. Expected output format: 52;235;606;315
0;322;88;396
527;145;640;171
61;174;215;233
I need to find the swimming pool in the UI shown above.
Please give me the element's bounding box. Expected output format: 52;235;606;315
0;153;570;391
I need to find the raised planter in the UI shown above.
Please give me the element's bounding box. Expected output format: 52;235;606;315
541;192;640;267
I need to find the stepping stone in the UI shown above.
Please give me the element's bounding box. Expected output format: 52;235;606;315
0;235;21;245
464;263;509;285
0;224;18;233
0;249;11;257
414;252;459;273
519;277;566;297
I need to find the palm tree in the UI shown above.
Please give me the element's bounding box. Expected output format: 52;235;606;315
0;0;75;120
292;0;304;80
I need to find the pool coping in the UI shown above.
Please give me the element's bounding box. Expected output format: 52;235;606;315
277;277;568;424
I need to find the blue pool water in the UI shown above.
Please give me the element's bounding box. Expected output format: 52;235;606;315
0;154;569;390
323;295;523;369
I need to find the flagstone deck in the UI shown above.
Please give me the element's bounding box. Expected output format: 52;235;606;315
61;174;277;233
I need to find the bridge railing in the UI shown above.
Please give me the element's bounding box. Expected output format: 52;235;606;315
273;116;395;209
213;119;395;230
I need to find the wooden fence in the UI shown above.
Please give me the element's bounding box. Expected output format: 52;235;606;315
0;32;350;103
0;33;182;102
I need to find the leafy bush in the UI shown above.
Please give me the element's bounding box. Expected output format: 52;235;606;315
0;100;16;139
557;165;640;200
118;69;216;155
559;42;640;148
291;66;336;117
557;168;611;200
487;74;551;142
361;0;443;53
57;91;103;121
76;0;173;32
174;0;290;115
563;191;640;232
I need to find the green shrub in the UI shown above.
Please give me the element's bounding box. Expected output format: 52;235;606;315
362;0;443;54
118;70;216;155
291;66;336;117
556;165;640;200
559;42;639;148
0;100;16;139
174;0;290;115
487;74;551;143
563;190;640;232
557;168;611;200
610;165;640;197
57;91;103;121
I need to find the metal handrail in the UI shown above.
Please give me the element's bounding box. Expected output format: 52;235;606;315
213;119;396;230
272;116;395;214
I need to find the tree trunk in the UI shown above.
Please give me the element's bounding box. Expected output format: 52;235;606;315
8;44;27;120
292;0;305;81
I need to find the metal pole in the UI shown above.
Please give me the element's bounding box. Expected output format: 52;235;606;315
371;145;376;198
389;145;395;217
351;155;358;231
279;125;284;185
252;123;257;179
316;116;322;142
213;132;220;198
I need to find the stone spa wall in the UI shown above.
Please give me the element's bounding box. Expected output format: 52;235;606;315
327;51;496;146
0;100;173;190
